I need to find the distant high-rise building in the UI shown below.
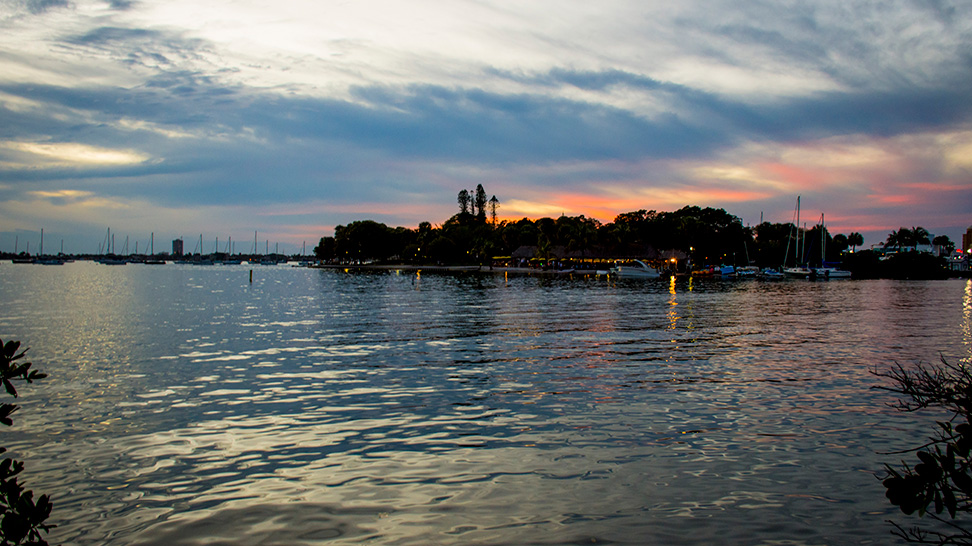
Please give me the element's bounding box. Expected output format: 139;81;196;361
172;238;184;256
963;226;972;254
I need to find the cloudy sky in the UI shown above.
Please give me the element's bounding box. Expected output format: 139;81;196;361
1;0;971;254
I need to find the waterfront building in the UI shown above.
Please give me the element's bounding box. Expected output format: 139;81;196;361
172;238;184;257
964;225;972;254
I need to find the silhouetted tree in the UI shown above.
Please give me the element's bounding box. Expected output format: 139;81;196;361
488;195;500;227
457;190;471;215
832;234;850;258
754;222;793;267
848;232;864;253
474;184;487;222
313;237;335;261
875;356;972;545
0;339;54;546
913;227;931;246
335;220;400;263
933;235;955;257
887;229;905;251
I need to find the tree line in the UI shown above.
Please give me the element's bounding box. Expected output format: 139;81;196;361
313;187;956;276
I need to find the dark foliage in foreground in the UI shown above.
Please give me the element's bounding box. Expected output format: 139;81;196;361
875;356;972;544
0;340;53;546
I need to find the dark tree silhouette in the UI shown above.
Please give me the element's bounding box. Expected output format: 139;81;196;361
933;235;955;257
457;190;471;215
474;184;487;222
488;195;500;226
875;357;972;545
0;339;54;546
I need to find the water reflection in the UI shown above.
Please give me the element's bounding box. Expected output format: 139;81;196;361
0;263;970;544
965;279;971;358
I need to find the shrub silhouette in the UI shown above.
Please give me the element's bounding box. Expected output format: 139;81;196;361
876;356;972;544
0;339;53;546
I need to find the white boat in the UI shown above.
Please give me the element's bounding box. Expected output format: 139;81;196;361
784;266;812;278
613;260;661;278
760;268;785;280
813;267;852;279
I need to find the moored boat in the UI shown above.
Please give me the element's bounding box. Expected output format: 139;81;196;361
784;266;812;278
760;268;785;280
613;260;661;278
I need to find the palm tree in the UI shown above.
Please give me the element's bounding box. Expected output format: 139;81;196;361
896;227;915;249
884;228;904;248
848;232;863;253
912;226;930;246
933;235;955;256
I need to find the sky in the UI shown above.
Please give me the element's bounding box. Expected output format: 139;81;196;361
1;0;971;255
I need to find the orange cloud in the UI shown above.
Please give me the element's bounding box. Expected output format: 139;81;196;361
866;194;915;205
758;162;826;189
901;182;968;192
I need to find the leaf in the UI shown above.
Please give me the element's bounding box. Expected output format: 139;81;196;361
943;485;957;518
2;378;17;398
917;451;936;466
2;340;19;359
952;470;972;495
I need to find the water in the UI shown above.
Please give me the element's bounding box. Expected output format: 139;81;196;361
1;261;970;545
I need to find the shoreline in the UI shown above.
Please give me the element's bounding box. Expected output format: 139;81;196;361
307;263;605;275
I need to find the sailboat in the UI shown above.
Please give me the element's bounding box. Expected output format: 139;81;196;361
192;234;214;265
783;197;812;278
813;214;851;279
36;228;65;264
144;233;166;264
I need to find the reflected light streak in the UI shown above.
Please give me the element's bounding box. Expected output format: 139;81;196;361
668;275;678;337
964;280;971;361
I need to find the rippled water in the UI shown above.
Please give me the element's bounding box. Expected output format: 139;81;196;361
1;261;970;545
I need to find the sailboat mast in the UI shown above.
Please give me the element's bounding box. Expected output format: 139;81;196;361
40;228;44;256
796;196;801;265
821;213;826;264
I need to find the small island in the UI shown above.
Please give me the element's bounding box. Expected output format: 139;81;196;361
310;186;966;280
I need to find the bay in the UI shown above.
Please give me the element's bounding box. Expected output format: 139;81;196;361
1;261;970;545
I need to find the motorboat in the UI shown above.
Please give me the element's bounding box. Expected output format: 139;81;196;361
813;267;852;279
613;260;661;278
735;266;759;278
760;268;785;280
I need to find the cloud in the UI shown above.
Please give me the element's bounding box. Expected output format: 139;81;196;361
1;141;150;167
25;0;69;15
1;0;971;251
